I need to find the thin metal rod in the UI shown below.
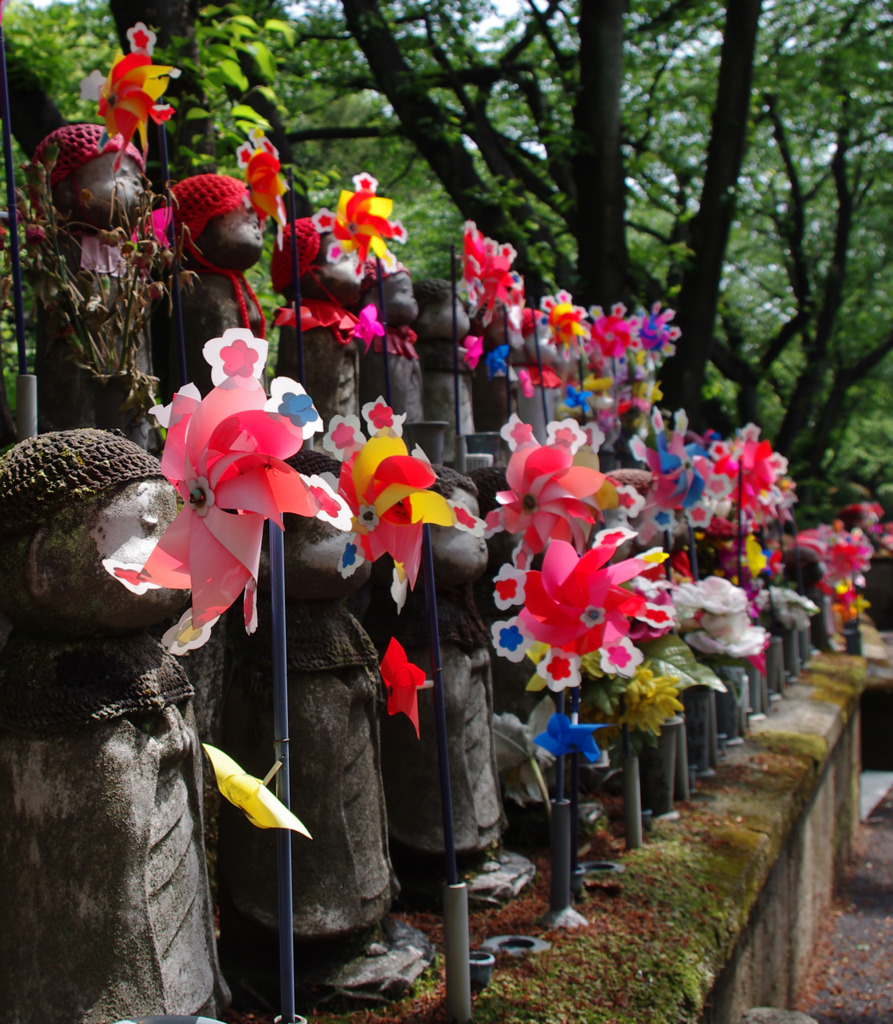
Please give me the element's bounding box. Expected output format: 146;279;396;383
450;244;461;436
502;306;512;418
0;24;29;375
155;121;187;390
530;300;549;428
376;256;392;407
422;524;458;884
569;685;581;878
269;525;296;1024
286;169;305;385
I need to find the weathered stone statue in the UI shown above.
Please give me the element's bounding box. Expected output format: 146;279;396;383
413;278;475;465
365;466;505;858
219;450;393;961
271;218;360;428
0;428;228;1024
356;259;424;423
29;124;157;443
171;172;266;394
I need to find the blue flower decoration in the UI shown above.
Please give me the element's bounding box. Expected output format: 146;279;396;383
498;623;525;653
342;541;359;569
279;391;320;429
485;344;510;380
535;712;607;763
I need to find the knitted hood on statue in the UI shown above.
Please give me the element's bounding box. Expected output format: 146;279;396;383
32;123;145;188
171;173;265;335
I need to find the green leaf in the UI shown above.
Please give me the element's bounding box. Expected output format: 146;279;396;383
252;42;277;81
637;635;727;693
184;107;211;120
264;19;296;45
218;58;249;91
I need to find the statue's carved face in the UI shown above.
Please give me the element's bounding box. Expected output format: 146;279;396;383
300;232;361;307
196;198;265;270
52;152;145;230
414;291;470;343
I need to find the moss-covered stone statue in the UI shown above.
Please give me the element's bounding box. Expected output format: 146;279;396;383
271;218;360;429
0;429;229;1024
27;124;160;443
364;466;505;860
171;172;266;394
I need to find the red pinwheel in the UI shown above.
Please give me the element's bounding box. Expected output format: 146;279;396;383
462;220;519;326
380;637;428;737
236;128;287;231
314;171;406;274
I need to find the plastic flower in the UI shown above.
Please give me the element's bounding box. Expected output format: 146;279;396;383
354;303;385;353
110;329;345;648
313;171;406;275
615;664;683;736
540;290;590;353
236;127;287;232
485;436;608;556
673;577;769;661
380;637;429;738
534;713;608;763
202;745;311;835
85;22;180;167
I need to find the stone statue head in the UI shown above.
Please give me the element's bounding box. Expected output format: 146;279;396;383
0;429;184;636
358;259;418;326
32;123;146;230
271;217;361;307
172;173;265;271
412;277;470;342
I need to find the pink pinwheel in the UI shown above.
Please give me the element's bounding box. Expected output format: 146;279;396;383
111;328;346;650
490;528;665;689
236;127;287;231
485;436;607;557
84;22;180;167
462;220;518;326
711;426;785;519
380;637;428;738
313;171;406;275
540;290;590;354
589;303;636;359
354;303;385;353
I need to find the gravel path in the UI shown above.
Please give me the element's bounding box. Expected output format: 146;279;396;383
797;783;893;1023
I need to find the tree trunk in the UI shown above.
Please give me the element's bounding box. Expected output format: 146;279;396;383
660;0;762;422
572;0;629;307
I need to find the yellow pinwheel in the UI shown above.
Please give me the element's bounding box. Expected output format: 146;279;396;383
202;744;311;836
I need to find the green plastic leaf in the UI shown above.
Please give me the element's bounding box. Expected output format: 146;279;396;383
637;635;727;692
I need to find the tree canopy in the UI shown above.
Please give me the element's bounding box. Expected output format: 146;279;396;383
2;0;892;521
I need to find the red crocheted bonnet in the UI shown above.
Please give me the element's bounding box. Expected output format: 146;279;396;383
171;173;249;246
270;218;322;295
33;124;145;187
358;256;410;295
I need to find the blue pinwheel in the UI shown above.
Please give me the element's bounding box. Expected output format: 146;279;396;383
534;712;608;763
485;343;510;379
563;384;592;410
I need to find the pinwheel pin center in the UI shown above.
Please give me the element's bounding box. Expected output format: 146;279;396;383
188;477;214;517
522;493;537;513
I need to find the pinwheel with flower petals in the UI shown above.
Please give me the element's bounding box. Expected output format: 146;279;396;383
380;637;429;738
314;171;406;275
236;128;287;231
711;426;784;520
485;437;607;557
630;408;712;525
540;290;590;354
333;404;459;595
87;23;180;167
589;303;636;359
354;303;385;353
462;220;518;326
637;302;680;359
110;329;347;649
491;530;667;688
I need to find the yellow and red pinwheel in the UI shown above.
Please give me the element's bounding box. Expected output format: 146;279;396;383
314;171;407;273
237;128;287;231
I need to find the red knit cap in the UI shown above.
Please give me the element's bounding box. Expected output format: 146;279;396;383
270;218;322;296
358;256;410;294
32;124;145;187
171;174;249;246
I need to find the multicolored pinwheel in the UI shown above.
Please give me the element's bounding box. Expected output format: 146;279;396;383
106;329;350;651
491;528;665;689
710;424;788;521
540;290;590;354
324;398;482;608
236;127;287;233
588;303;635;359
312;171;407;276
82;22;180;168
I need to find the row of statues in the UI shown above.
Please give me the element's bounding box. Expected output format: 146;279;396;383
28;124;564;458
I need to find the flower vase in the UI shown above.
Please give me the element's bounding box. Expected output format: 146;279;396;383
402;420;448;466
714;667;745;744
781;627;800;682
639;715;683;817
745;662;766;719
844;620;862;655
798;627;812;668
681;686;715;777
766;636;785;699
674;716;690;801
